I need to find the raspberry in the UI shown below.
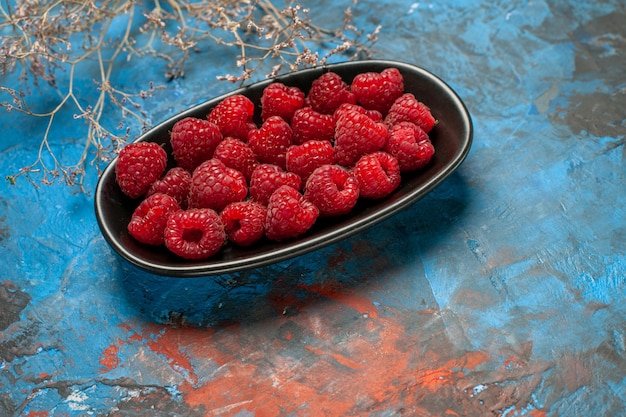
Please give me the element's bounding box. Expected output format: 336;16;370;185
146;167;191;209
353;151;401;199
304;165;359;216
385;122;435;172
247;115;292;169
384;93;436;133
260;82;305;122
188;158;248;212
290;107;335;144
164;208;226;260
285;140;335;181
213;137;259;181
249;163;302;205
333;108;389;167
265;185;319;241
334;103;383;123
305;71;356;115
170;117;222;171
207;94;257;140
220;201;267;247
116;142;168;199
351;67;404;116
127;193;180;245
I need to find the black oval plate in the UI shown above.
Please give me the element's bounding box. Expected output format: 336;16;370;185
94;60;473;277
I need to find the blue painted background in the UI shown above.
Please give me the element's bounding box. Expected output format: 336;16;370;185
1;1;625;416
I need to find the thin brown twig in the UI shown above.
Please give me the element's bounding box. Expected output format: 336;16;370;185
1;0;379;191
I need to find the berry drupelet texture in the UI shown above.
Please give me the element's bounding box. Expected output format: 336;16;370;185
116;141;168;199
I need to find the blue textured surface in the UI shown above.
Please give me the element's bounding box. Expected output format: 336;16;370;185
1;1;625;416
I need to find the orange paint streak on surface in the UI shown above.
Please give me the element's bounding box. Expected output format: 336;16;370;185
112;298;504;415
527;410;548;417
118;323;132;332
412;350;489;392
503;355;526;370
145;327;205;385
305;345;363;370
298;283;379;318
25;412;49;417
181;358;357;416
188;311;424;414
415;367;461;392
447;350;490;371
99;341;120;373
172;307;498;416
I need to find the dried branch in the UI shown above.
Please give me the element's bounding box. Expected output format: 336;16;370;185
0;0;379;191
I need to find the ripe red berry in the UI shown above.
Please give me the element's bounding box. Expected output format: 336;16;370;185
120;66;437;260
220;201;267;247
385;93;436;133
304;165;359;216
116;142;168;199
127;193;180;245
334;102;383;122
188;158;248;212
265;185;319;241
248;115;293;169
333;108;388;167
353;151;402;199
290;106;335;144
306;71;356;115
385;122;435;172
164;208;226;259
286;140;335;181
146;167;192;209
213;137;259;181
351;67;404;116
260;82;305;122
249;163;302;205
207;94;257;141
170;117;222;172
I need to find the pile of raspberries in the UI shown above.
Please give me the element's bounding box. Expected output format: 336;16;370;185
115;67;436;260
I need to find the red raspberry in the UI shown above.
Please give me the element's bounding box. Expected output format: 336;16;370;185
188;159;248;212
384;93;436;133
334;102;383;122
290;107;335;144
127;193;180;245
164;208;226;260
248;116;292;169
305;71;356;115
351;67;404;116
260;82;305;122
115;142;168;199
265;185;319;241
304;165;359;216
146;167;191;209
213;137;259;181
333;108;389;167
170;117;222;171
353;151;401;199
285;140;335;181
220;201;267;247
385;122;435;172
249;163;302;206
207;94;257;141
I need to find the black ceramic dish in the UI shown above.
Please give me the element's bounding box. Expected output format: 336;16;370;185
94;60;473;277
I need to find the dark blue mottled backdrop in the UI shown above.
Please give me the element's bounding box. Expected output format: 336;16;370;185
1;1;625;416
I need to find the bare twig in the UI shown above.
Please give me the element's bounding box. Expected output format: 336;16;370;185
1;0;379;191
